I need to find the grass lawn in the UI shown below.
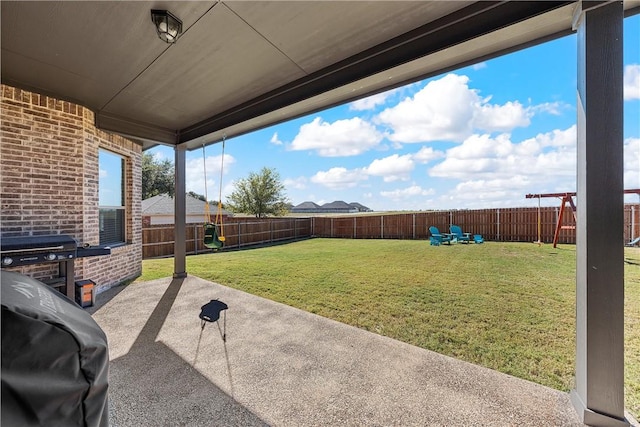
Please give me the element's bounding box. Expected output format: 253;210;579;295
138;238;640;418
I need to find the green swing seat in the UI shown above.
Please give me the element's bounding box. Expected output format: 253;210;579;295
203;223;224;250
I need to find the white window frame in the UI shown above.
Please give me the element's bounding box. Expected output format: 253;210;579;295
98;149;126;246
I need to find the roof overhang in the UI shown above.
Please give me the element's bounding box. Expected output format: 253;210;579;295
2;1;639;151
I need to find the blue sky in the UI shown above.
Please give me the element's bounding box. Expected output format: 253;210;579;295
148;14;640;212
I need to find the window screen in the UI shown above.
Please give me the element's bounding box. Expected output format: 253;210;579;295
99;149;125;245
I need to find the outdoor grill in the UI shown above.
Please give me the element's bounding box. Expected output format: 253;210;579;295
1;235;112;300
1;235;77;298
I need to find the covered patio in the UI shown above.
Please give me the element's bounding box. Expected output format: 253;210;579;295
91;275;586;426
2;1;640;425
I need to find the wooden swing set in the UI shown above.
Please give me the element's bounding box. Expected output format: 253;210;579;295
526;189;640;248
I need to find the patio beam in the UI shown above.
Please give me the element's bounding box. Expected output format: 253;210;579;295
173;145;187;279
570;1;628;426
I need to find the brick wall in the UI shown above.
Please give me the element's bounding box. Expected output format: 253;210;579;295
1;84;142;292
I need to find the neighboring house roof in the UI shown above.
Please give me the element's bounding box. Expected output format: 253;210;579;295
290;200;372;213
291;201;321;211
142;194;232;217
321;201;355;210
349;202;371;212
141;194;168;213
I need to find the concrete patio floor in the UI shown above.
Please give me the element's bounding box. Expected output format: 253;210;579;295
89;275;587;426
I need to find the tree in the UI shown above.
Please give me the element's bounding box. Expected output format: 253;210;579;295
226;167;289;218
142;152;174;199
187;191;206;202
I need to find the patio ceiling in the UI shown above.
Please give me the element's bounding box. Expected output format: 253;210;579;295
2;1;638;151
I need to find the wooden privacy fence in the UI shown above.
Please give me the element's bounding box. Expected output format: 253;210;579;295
142;218;312;259
142;205;640;258
311;204;640;244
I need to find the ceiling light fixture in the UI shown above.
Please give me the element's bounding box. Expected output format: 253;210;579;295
151;9;183;44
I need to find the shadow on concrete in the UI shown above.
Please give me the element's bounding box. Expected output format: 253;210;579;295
86;282;129;315
106;278;267;426
196;299;235;399
91;276;592;426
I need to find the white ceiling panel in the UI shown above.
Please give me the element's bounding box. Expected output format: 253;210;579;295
3;1;636;149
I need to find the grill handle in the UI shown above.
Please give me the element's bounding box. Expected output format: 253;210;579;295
0;245;65;254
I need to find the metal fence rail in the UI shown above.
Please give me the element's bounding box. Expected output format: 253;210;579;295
142;204;640;259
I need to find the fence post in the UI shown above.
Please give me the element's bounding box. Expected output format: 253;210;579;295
194;224;198;255
238;222;241;248
353;217;356;239
413;213;416;240
632;205;636;240
449;211;453;228
331;218;334;238
381;215;384;239
496;209;500;241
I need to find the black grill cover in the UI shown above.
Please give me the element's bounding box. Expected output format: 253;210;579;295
1;271;109;427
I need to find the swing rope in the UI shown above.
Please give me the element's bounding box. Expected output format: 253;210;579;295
215;137;226;241
202;144;211;224
201;136;226;249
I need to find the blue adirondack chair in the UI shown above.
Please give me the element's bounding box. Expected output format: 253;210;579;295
449;225;471;244
429;226;452;246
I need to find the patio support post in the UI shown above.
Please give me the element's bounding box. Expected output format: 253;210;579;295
570;2;628;426
173;145;187;279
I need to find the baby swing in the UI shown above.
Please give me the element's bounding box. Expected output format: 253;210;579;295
202;137;226;250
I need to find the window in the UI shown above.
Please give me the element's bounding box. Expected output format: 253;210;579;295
99;149;125;245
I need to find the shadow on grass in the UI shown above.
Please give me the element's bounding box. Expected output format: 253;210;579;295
206;236;313;254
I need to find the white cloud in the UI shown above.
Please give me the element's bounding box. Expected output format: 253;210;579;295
365;154;414;182
380;185;435;201
376;74;536;143
624;64;640;101
289;117;383;156
530;101;569;116
473;100;531;132
436;182;531;209
430;125;576;179
310;167;368;189
152;151;168;161
310;150;432;191
472;62;487;71
270;132;283;145
284;176;307;190
452;176;532;202
524;126;577;149
185;154;235;200
349;88;400;111
221;181;236;201
422;175;544;210
412;146;444;164
440;133;638;208
624;137;640;188
304;124;583;210
377;74;476;143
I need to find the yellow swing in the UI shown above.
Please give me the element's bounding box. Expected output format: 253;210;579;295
202;137;226;250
